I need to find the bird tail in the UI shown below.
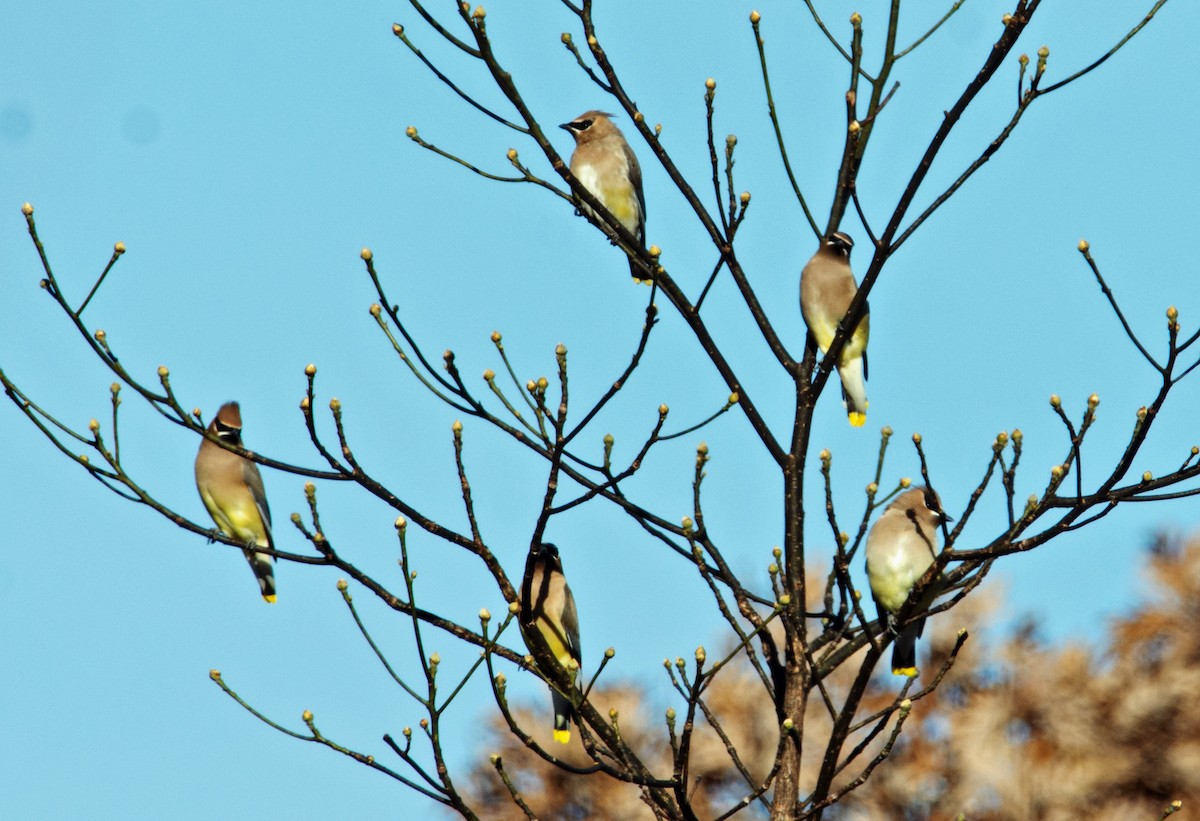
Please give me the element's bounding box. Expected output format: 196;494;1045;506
551;689;575;744
837;356;868;427
890;616;926;677
245;547;277;603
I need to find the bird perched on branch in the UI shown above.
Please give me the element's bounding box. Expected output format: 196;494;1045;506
800;231;869;426
560;110;648;283
865;487;951;677
194;401;277;603
520;542;582;744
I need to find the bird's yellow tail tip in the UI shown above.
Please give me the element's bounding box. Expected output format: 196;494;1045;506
263;594;278;604
892;666;918;678
848;411;867;427
552;729;571;745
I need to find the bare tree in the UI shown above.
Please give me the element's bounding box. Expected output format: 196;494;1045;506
1;1;1190;819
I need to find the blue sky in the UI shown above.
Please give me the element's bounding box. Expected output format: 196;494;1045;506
2;1;1197;818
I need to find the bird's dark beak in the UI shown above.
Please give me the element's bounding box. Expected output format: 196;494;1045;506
559;122;572;132
940;512;954;524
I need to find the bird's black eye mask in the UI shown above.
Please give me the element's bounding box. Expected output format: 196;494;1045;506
570;119;593;131
215;421;242;443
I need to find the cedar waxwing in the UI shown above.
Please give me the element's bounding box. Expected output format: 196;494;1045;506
194;401;277;603
520;542;582;744
800;231;870;426
865;487;951;677
560;110;648;282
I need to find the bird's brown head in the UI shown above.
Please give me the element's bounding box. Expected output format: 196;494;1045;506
210;401;244;442
824;231;854;259
534;541;564;573
892;486;953;530
559;110;619;145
